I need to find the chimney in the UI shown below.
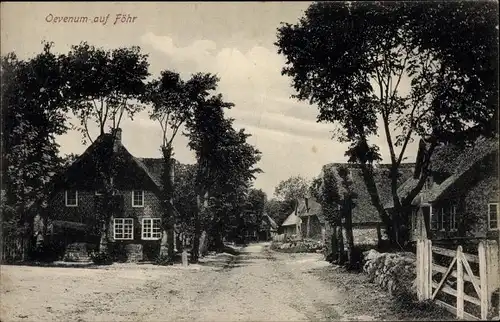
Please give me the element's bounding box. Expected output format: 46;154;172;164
112;128;122;152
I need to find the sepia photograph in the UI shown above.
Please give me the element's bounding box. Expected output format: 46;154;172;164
1;1;499;321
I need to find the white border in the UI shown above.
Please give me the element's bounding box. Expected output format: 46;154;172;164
65;190;78;207
113;218;134;240
487;203;499;231
132;190;144;207
141;218;162;240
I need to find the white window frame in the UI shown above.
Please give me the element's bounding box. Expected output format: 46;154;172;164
440;208;447;232
411;209;417;232
132;190;144;207
113;218;134;240
428;205;438;231
488;203;499;231
141;218;162;240
450;206;458;232
65;190;78;207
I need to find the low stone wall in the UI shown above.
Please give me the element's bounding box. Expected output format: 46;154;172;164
362;249;417;296
271;239;324;253
125;244;143;262
63;243;95;262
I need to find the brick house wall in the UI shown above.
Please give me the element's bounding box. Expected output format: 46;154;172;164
410;151;499;241
465;175;499;239
300;215;324;240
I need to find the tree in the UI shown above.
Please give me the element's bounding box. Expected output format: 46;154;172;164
245;188;267;239
310;167;344;264
63;42;149;144
184;80;262;258
143;71;215;263
265;198;294;227
62;42;150;253
184;75;234;262
275;1;498;246
172;162;197;240
274;176;310;232
1;43;69;254
201;125;262;249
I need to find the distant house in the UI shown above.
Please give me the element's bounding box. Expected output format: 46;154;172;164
281;211;301;238
297;197;326;241
258;213;278;241
320;163;415;249
385;136;499;243
46;128;188;261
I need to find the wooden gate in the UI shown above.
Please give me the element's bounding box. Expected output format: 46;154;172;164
416;239;499;320
1;235;31;262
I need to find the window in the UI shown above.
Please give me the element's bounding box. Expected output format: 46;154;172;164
411;209;417;232
440;208;450;231
424;206;437;230
450;206;458;231
113;218;134;240
132;190;144;207
65;190;78;207
488;203;498;230
142;218;162;240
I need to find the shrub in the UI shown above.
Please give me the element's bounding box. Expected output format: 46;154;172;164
155;254;173;266
30;240;66;262
109;243;128;262
90;251;113;265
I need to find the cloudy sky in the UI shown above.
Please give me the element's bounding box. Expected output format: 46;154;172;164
1;2;418;197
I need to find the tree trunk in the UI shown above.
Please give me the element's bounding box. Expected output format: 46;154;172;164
99;221;108;253
199;230;208;257
336;225;345;264
344;205;355;269
329;225;338;262
160;146;175;264
191;193;202;263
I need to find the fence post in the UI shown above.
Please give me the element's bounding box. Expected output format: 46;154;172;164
426;239;433;299
416;239;432;301
416;240;423;301
457;245;464;319
479;241;489;320
479;240;500;319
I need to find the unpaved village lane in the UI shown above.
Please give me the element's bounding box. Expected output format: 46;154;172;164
1;243;356;321
171;243;344;321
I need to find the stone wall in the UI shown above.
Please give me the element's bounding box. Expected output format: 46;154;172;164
362;249;417;296
63;242;95;262
125;244;143;262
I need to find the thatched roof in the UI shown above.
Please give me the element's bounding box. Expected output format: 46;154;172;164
51;131;195;193
386;136;499;208
322;163;415;224
51;132;157;191
282;211;301;227
297;197;325;224
260;213;278;231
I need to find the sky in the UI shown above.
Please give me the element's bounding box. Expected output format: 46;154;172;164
1;2;418;197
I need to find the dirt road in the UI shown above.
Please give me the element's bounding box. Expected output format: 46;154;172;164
1;243;367;321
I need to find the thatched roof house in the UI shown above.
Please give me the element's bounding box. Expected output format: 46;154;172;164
321;162;415;225
385;136;499;209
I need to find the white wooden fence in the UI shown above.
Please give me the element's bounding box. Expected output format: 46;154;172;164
272;234;285;242
1;235;30;262
416;239;499;320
